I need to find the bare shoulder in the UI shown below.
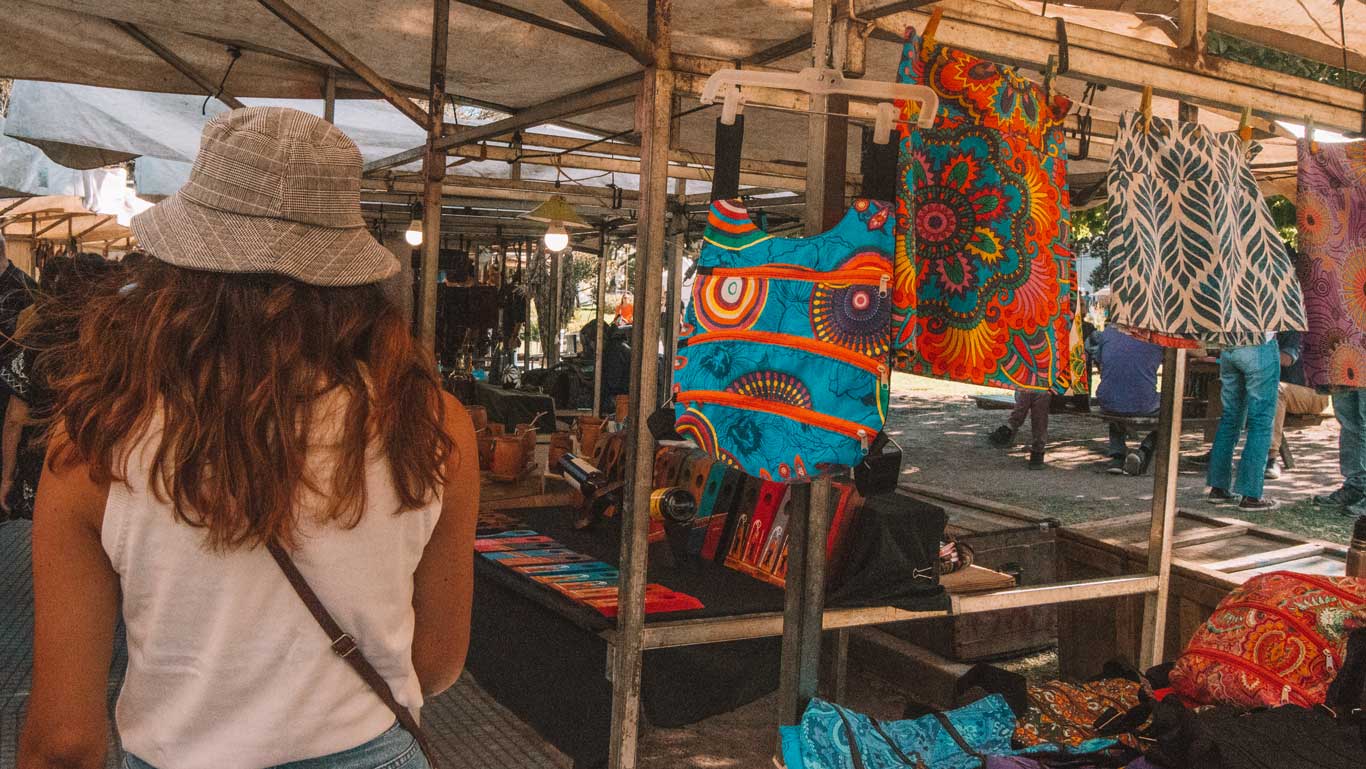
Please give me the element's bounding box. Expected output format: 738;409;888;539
438;391;478;475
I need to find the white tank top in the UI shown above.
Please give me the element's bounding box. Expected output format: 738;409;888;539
102;406;441;769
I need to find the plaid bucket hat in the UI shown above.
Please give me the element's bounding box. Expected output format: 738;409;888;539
132;107;398;286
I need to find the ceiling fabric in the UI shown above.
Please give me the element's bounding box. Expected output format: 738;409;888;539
0;0;1341;206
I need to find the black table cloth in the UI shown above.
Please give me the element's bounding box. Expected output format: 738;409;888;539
466;506;784;769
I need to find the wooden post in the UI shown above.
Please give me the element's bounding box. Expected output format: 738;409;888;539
1178;0;1209;55
323;68;336;123
419;0;450;351
804;0;848;234
609;2;672;767
1141;347;1186;668
663;177;686;400
593;223;609;416
776;0;845;736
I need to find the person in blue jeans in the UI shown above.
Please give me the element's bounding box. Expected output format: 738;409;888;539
1207;336;1281;510
1318;391;1366;513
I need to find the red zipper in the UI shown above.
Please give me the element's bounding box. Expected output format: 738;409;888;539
698;264;889;285
675;389;871;442
684;330;889;380
1179;646;1314;705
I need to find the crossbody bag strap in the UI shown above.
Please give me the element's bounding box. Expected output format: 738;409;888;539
266;541;439;767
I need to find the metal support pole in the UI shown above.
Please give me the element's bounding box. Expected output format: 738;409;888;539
549;245;563;366
323;68;336;123
418;0;449;350
1140;347;1186;669
522;240;533;370
663;177;686;399
609;2;672;767
593;223;609;416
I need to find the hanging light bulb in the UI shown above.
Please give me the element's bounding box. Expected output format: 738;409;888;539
543;221;569;252
405;202;424;246
522;194;588;252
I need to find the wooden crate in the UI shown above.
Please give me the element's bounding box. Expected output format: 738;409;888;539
883;484;1060;661
1057;510;1349;679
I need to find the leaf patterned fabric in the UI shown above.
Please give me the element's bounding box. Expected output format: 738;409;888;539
1106;113;1306;347
673;198;893;482
1295;140;1366;390
893;29;1081;394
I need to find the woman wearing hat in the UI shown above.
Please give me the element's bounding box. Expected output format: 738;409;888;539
19;107;477;769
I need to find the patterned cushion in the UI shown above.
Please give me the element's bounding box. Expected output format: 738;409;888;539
1170;571;1366;708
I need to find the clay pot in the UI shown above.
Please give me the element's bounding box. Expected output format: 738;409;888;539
487;423;505;436
548;432;574;475
466;405;488;432
613;394;630;422
515;424;537;457
476;434;495;471
576;415;605;458
490;435;528;481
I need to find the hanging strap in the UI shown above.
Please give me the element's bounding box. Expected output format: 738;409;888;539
832;703;930;768
859;126;899;203
266;541;440;767
711;116;745;201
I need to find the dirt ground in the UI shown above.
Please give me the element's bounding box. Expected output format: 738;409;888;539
885;373;1357;545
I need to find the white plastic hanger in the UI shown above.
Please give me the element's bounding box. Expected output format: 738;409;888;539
699;67;939;144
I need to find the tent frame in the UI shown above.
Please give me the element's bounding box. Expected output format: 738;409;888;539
4;2;1334;767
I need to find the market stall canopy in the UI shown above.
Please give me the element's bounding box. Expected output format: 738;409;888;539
0;0;1349;210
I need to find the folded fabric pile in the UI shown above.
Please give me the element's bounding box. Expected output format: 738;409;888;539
778;571;1366;769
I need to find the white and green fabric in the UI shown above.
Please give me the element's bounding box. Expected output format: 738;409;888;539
1106;112;1306;347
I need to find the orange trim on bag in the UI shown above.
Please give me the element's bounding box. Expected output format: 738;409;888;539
1179;646;1315;706
675;389;871;441
698;264;889;284
684;330;888;378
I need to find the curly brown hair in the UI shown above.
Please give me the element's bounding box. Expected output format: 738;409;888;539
47;257;453;551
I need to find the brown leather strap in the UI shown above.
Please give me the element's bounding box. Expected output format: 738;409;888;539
266;541;439;767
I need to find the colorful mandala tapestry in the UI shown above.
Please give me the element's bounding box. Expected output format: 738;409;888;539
893;29;1080;394
1106;113;1306;347
675;198;893;481
1295;140;1366;389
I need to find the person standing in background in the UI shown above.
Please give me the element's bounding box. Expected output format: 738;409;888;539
0;235;37;521
988;390;1052;470
1265;331;1330;480
1206;335;1281;510
1318;387;1366;513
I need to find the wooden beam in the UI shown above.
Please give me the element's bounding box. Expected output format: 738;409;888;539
870;3;1366;133
455;0;615;50
255;0;430;130
419;0;451;348
74;216;115;240
443;141;826;191
33;214;79;237
0;201;30;219
1177;0;1208;54
113;22;245;109
364;74;642;173
561;0;656;66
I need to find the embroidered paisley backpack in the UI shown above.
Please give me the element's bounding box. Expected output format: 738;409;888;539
672;197;895;481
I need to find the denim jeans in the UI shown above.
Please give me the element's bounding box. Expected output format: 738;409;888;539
1333;390;1366;492
1206;339;1280;499
124;722;427;769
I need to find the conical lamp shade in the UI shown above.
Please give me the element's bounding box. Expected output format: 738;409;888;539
522;195;590;228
